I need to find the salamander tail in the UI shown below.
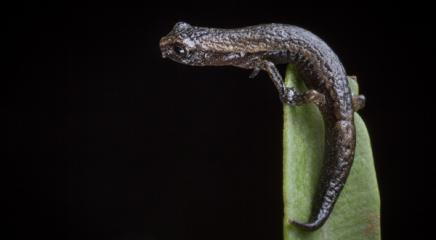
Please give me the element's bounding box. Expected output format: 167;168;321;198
288;218;325;231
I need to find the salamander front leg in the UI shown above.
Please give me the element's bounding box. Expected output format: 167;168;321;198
258;60;325;107
249;67;261;79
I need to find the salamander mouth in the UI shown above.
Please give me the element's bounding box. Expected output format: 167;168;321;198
161;51;167;58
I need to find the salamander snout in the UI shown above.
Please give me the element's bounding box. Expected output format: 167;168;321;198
159;37;170;58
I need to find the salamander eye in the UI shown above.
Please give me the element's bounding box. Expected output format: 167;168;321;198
173;44;188;57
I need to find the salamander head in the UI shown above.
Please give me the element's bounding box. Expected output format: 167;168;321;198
159;22;249;67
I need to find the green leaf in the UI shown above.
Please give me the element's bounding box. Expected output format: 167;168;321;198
283;65;380;240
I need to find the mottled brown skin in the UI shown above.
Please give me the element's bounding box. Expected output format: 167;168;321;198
159;22;365;231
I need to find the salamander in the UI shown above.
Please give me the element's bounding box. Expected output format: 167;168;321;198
159;22;365;231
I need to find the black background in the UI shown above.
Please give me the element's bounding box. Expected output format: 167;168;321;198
7;3;435;240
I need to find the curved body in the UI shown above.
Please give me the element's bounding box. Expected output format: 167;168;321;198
159;22;364;231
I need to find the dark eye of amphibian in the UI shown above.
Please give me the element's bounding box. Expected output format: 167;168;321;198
173;45;187;56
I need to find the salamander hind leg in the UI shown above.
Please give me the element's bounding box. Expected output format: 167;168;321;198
352;95;366;111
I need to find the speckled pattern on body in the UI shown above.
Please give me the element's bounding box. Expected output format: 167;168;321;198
159;22;366;231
